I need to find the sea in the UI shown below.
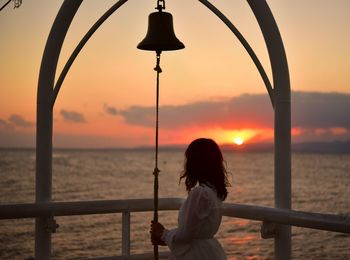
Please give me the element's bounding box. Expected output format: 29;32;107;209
0;149;349;260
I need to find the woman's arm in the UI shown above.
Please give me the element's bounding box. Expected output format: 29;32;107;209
161;186;212;255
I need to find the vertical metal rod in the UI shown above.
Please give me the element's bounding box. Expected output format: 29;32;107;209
36;1;83;259
122;212;131;257
246;1;292;259
35;106;53;260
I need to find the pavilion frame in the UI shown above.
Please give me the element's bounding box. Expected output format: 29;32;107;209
36;0;291;259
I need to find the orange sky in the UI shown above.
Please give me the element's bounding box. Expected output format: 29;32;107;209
0;0;349;148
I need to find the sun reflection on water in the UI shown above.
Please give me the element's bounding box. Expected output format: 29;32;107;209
227;234;259;245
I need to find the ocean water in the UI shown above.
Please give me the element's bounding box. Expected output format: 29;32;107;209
0;149;349;259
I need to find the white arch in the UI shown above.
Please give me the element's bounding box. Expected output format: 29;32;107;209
36;1;291;259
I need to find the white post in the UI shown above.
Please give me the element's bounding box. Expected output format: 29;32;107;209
36;1;128;258
122;212;131;257
247;1;292;259
198;1;291;257
36;1;83;259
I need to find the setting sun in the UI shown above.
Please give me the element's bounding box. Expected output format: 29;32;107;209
233;137;244;146
194;128;259;146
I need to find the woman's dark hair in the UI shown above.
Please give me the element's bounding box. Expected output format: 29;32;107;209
180;138;229;200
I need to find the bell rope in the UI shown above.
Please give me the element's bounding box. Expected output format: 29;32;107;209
153;50;162;260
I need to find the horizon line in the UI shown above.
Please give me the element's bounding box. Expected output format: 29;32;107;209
1;139;349;153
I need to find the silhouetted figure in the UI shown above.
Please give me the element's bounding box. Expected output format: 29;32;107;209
151;138;229;259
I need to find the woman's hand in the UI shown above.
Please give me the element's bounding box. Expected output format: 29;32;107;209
150;220;166;246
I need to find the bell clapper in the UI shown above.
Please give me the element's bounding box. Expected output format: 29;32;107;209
154;51;162;74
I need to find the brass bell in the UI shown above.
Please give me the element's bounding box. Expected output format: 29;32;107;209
137;11;185;52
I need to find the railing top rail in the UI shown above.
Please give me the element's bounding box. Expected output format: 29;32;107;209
1;198;349;234
221;203;350;234
0;198;184;219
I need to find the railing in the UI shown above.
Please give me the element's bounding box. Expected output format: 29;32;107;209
1;198;349;259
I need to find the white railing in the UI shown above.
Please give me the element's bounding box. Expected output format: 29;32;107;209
1;198;349;259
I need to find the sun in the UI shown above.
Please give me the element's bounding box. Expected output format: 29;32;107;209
233;137;244;146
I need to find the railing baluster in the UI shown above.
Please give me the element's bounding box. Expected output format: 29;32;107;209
122;211;130;257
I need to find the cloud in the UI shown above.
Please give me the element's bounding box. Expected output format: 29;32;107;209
60;110;86;123
8;114;34;127
292;92;350;128
0;119;7;127
120;94;273;129
1;115;33;130
0;117;34;147
291;126;349;143
118;91;350;131
0;118;14;131
104;104;118;116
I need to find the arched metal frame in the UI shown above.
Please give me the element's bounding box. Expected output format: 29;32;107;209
36;0;291;259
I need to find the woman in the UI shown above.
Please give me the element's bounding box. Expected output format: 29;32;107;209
151;138;229;259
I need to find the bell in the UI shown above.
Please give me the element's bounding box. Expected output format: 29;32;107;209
137;11;185;52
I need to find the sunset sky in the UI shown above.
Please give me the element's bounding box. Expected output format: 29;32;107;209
0;0;349;148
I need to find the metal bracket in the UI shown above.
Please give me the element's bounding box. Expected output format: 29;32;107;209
45;216;59;233
260;221;276;239
156;0;165;11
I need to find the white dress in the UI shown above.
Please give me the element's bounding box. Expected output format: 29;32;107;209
161;184;227;260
